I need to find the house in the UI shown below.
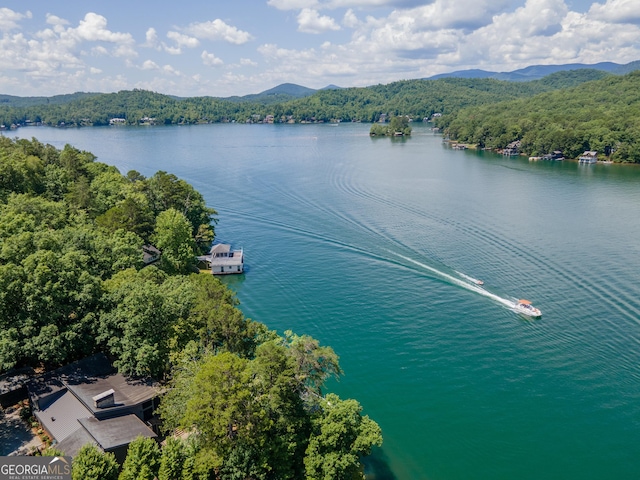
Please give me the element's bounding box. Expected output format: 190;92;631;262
579;151;598;164
503;140;521;156
198;243;244;274
0;367;33;408
542;151;564;161
26;354;160;462
142;244;161;265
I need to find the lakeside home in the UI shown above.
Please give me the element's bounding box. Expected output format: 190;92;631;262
198;243;244;274
26;354;160;462
579;151;598;163
502;140;521;156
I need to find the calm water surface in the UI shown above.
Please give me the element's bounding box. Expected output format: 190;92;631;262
9;123;640;479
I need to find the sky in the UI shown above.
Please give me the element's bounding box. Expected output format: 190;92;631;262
1;0;639;98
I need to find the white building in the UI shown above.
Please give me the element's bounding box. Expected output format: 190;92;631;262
579;151;598;164
199;243;244;274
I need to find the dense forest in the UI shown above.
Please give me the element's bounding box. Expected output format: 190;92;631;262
0;137;382;479
2;68;639;161
437;71;640;162
0;69;608;127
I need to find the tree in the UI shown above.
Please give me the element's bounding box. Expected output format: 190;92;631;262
153;208;196;274
95;197;154;241
72;444;119;480
98;267;194;378
182;352;251;455
158;437;186;480
389;115;412;136
144;171;216;236
304;393;383;480
119;436;161;480
282;330;342;399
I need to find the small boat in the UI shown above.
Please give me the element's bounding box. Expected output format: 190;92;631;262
514;299;541;317
456;271;483;286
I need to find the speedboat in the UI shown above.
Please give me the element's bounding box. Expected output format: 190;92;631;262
474;279;484;286
514;299;541;317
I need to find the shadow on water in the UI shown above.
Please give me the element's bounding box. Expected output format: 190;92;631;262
364;447;398;480
217;272;247;289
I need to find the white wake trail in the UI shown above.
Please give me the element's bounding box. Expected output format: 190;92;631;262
391;252;517;309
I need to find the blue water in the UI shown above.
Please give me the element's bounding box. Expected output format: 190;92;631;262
9;123;640;479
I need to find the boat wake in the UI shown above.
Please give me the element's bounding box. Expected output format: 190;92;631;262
390;252;524;313
455;271;484;286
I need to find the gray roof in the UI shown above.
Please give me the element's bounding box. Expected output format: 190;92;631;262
34;390;91;442
0;367;33;395
78;415;156;451
210;243;231;254
210;256;244;267
68;373;159;416
29;354;160;416
54;426;96;457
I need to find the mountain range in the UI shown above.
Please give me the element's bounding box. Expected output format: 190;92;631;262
425;60;640;81
1;61;638;108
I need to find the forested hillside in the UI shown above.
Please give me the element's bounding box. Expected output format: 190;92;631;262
0;137;381;478
0;69;608;127
437;71;640;162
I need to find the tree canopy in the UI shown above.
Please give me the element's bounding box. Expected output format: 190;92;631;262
0;136;383;478
0;69;613;127
438;71;640;162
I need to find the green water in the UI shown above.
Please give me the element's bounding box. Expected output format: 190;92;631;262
10;123;640;479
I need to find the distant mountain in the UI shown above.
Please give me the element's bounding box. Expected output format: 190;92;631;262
427;60;639;82
0;92;101;108
614;60;640;74
218;83;317;104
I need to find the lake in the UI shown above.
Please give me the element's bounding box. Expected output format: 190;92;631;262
8;122;640;479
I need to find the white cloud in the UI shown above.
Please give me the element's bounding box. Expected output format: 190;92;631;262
240;58;258;66
0;8;31;32
144;28;201;54
113;43;138;58
72;13;134;44
45;14;69;27
143;27;160;49
141;59;159;70
267;0;319;10
343;9;360;28
183;19;253;44
167;31;200;48
89;66;102;74
202;50;224;66
91;46;109;56
588;0;640;24
298;8;341;33
446;0;640;69
163;64;181;76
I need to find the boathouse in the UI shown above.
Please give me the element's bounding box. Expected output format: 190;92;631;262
198;243;244;274
503;140;521;156
579;151;598;164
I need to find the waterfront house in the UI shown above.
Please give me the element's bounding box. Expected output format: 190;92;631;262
26;354;160;462
579;151;598;164
198;243;244;274
503;140;521;156
542;150;564;161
